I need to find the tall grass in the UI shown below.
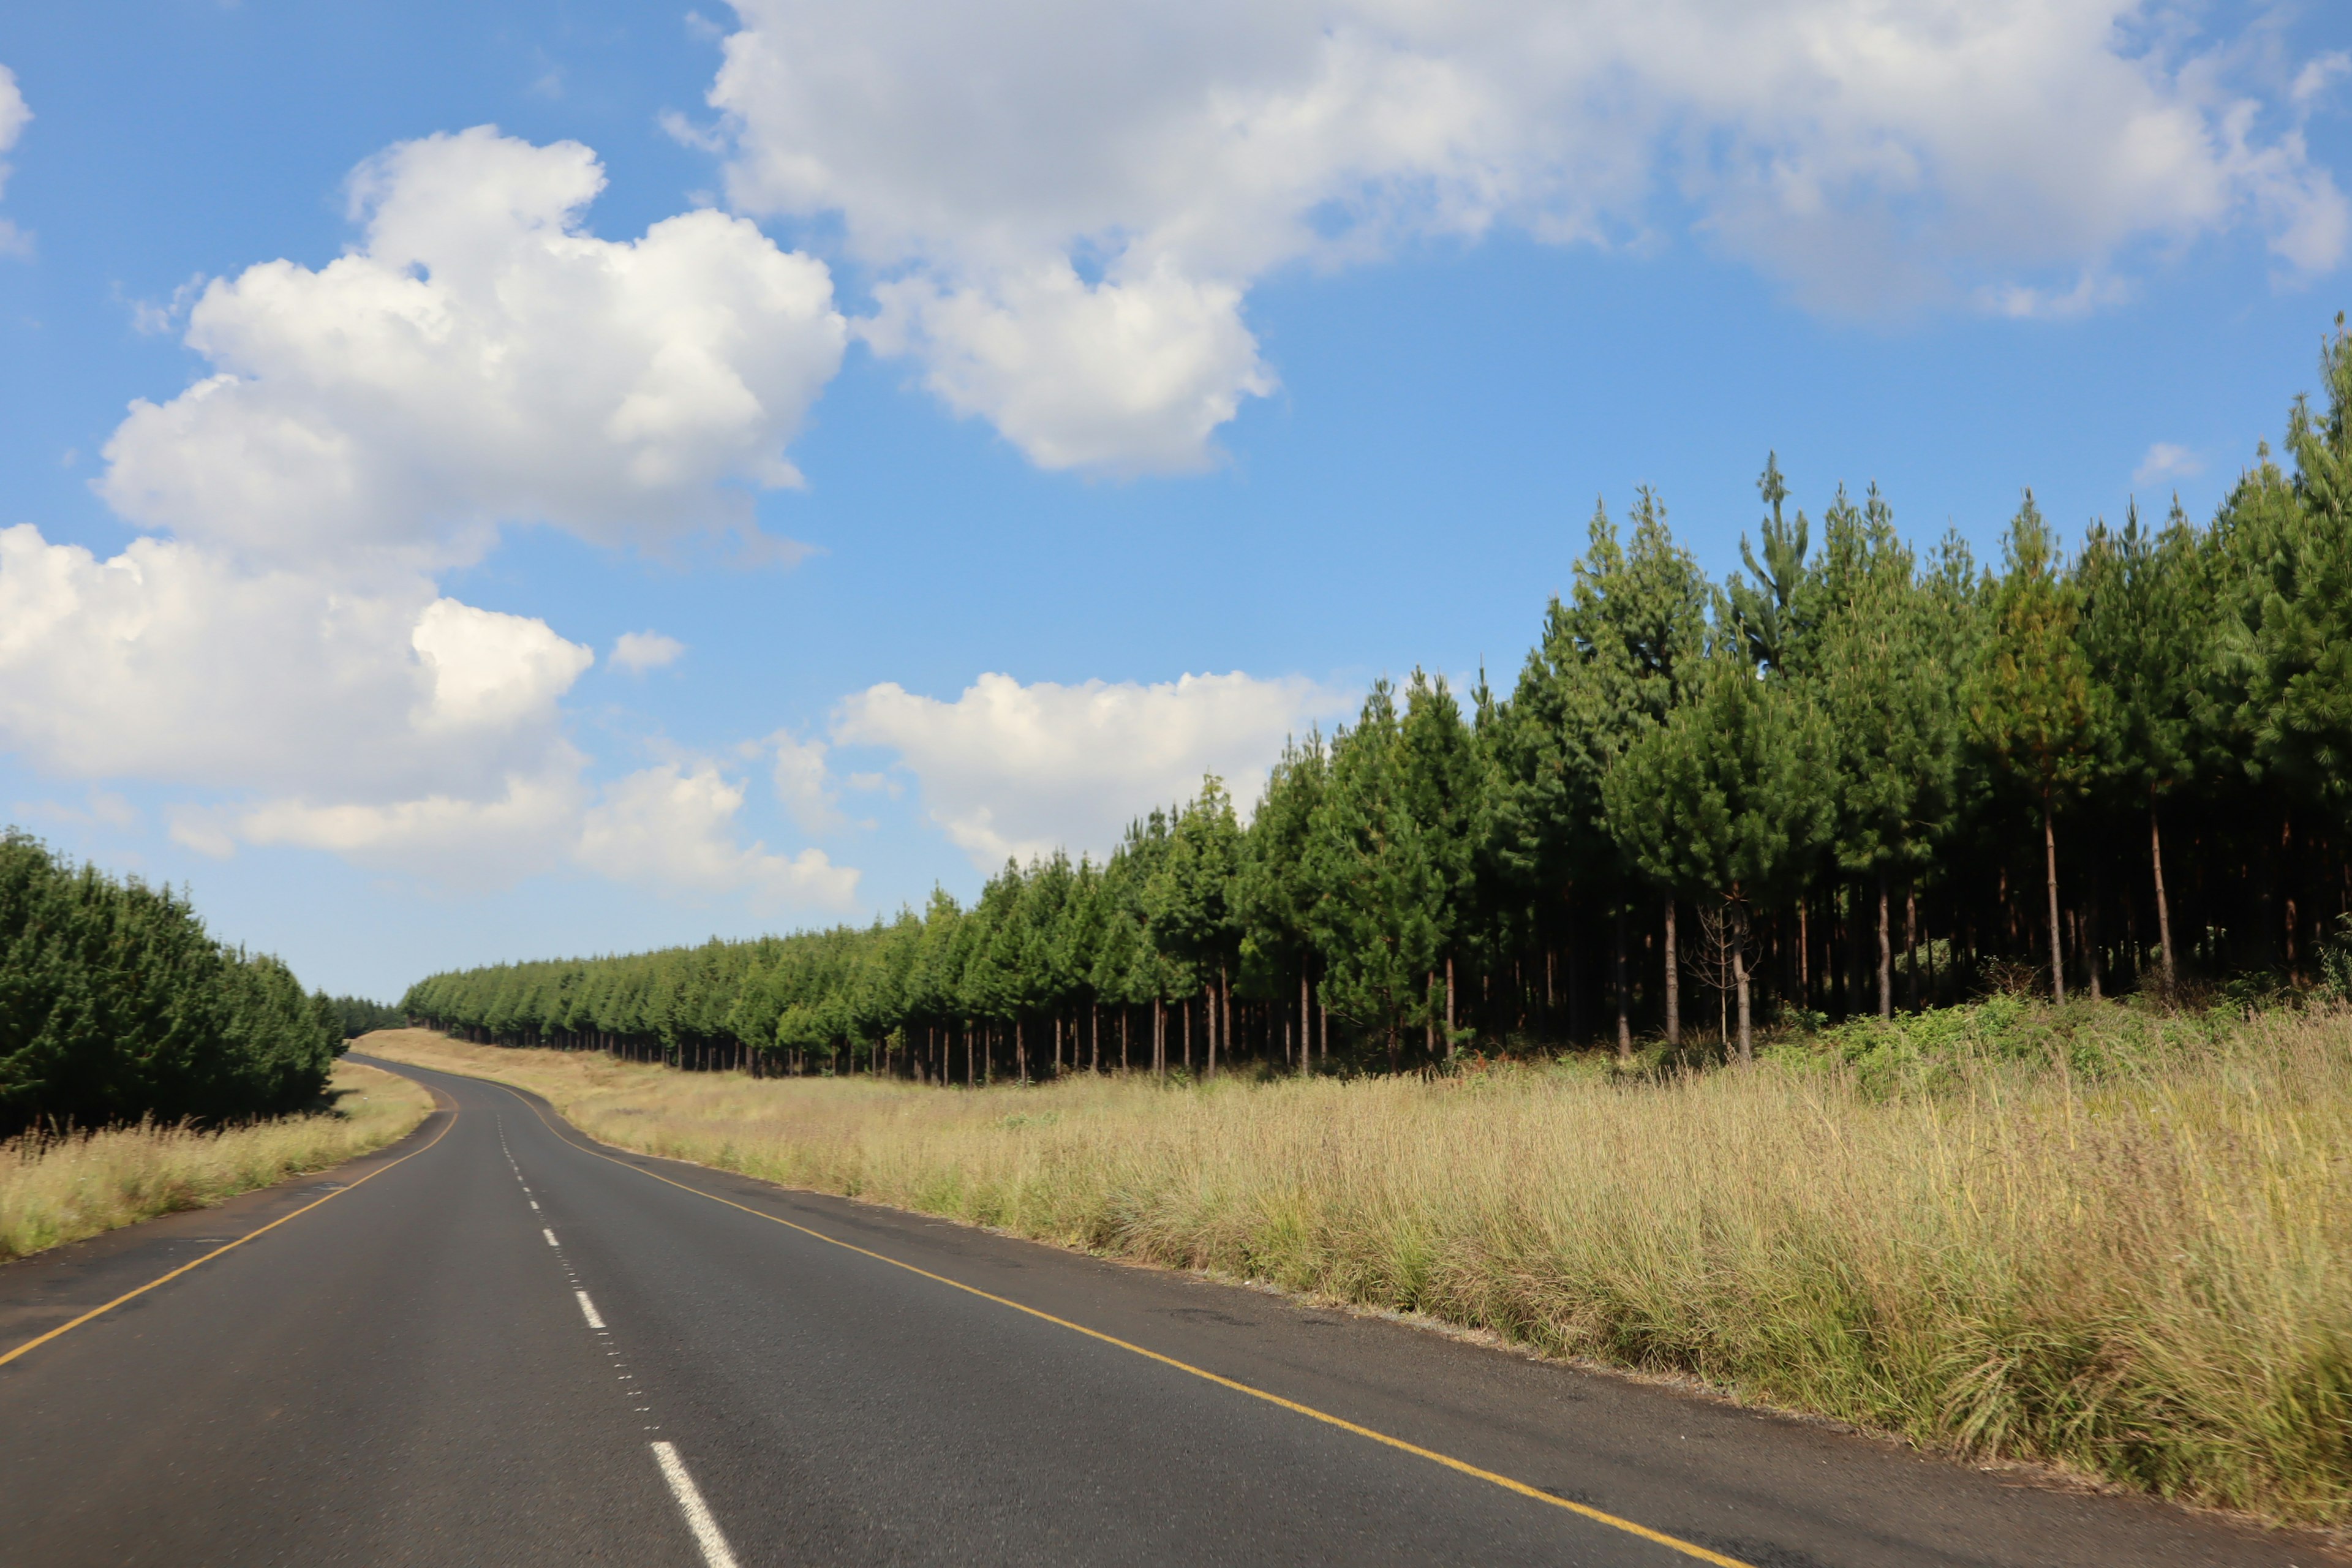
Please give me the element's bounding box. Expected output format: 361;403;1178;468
363;1010;2352;1526
0;1060;433;1262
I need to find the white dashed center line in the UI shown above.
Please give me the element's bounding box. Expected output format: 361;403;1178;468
652;1441;741;1568
493;1100;741;1561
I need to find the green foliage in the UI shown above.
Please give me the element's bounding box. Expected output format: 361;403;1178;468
0;830;337;1132
318;995;405;1040
1604;655;1833;906
1972;494;2098;810
1303;682;1441;1056
404;314;2352;1071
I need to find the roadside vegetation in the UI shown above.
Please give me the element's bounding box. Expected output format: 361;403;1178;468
366;1001;2352;1529
0;1060;432;1262
404;321;2352;1084
2;829;347;1134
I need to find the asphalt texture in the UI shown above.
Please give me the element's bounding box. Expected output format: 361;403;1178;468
0;1055;2335;1568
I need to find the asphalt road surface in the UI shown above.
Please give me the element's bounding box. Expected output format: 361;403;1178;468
0;1055;2332;1567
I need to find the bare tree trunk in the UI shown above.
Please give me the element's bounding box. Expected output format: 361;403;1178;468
2044;799;2066;1004
1905;880;1920;1012
2086;861;2104;1002
1613;905;1632;1063
1796;899;1810;1008
1430;949;1449;1062
2150;794;2176;989
1732;903;1754;1064
1298;971;1310;1074
1663;899;1681;1047
1877;870;1893;1020
1214;970;1228;1079
1182;997;1192;1075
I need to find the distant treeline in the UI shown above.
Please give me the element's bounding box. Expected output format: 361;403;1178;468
1;831;343;1133
322;995;405;1039
404;321;2352;1080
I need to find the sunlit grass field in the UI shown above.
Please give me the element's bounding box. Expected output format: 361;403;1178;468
0;1059;434;1263
363;1006;2352;1528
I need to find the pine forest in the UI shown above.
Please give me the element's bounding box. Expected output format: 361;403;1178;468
401;322;2352;1083
1;830;345;1133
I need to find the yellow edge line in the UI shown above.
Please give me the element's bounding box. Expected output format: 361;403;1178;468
0;1091;459;1370
413;1061;1747;1568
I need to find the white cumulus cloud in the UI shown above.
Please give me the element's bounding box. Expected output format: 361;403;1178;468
577;762;859;909
100;125;847;571
611;629;686;673
0;525;587;801
0;63;32;257
832;669;1349;869
769;729;846;832
697;0;2348;472
0;125;862;910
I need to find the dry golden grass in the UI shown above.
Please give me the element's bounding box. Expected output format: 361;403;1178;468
0;1059;434;1263
361;1014;2352;1526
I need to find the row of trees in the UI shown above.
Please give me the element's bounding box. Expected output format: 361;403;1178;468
322;995;407;1039
1;830;345;1133
404;318;2352;1079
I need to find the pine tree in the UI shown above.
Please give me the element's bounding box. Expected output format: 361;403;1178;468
1400;670;1483;1056
1237;731;1328;1071
1304;684;1442;1069
1970;494;2097;1002
1812;485;1956;1017
1602;656;1832;1060
2076;500;2213;987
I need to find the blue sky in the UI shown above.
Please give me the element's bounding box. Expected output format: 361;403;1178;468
1;1;2348;999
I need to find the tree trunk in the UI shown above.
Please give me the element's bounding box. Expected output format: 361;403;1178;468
1732;903;1754;1064
1299;971;1311;1074
1796;899;1810;1009
2043;798;2066;1004
1663;899;1681;1047
1877;870;1893;1020
1213;971;1227;1079
2150;794;2176;989
2086;862;2104;1002
1904;880;1920;1012
1613;905;1632;1063
1444;954;1457;1060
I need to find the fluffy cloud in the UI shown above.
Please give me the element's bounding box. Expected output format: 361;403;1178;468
1;126;858;911
576;763;858;909
0;64;31;257
611;630;686;673
0;522;855;907
101;126;846;570
184;756;858;910
700;0;2348;471
0;525;586;800
769;729;846;832
832;669;1348;868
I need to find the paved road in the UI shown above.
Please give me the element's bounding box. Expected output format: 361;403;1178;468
0;1057;2331;1567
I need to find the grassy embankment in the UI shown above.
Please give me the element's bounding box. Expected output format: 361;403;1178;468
0;1060;434;1263
363;1003;2352;1529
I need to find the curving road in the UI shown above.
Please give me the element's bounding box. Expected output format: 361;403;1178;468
0;1057;2326;1567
